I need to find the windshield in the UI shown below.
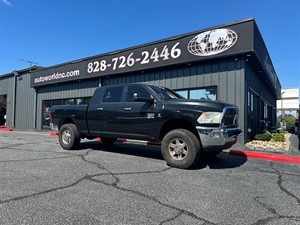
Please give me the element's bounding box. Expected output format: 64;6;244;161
150;86;185;100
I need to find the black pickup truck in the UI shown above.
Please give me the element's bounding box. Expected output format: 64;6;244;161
50;83;241;168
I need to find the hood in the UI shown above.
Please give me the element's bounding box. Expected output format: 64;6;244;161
166;99;237;112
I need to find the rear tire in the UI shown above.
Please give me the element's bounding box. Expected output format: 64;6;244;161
100;137;117;144
59;123;80;150
161;129;201;169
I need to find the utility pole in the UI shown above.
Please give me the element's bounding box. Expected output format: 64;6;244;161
281;91;285;119
281;91;286;129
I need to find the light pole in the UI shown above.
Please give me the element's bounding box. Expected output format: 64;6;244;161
281;91;286;129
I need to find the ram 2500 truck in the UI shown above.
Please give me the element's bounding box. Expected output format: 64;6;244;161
50;83;241;169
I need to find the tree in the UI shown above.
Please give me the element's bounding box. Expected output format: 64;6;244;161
277;114;296;127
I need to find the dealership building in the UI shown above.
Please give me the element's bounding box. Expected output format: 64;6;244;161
0;18;281;144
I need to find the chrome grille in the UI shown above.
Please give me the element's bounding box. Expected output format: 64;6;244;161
222;107;239;127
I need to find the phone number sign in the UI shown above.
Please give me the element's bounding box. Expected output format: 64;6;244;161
81;37;197;80
31;38;194;87
31;24;246;87
86;42;181;75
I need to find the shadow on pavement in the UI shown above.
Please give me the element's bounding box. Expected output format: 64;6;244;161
79;141;164;160
192;151;247;170
78;140;248;170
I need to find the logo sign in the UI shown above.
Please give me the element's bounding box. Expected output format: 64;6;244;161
32;22;254;88
187;28;238;56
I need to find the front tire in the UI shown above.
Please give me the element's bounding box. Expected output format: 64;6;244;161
161;129;201;169
59;123;80;150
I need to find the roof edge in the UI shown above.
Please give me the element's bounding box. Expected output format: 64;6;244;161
32;18;255;73
0;66;43;78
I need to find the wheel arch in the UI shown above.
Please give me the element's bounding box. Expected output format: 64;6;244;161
58;117;75;130
159;119;200;142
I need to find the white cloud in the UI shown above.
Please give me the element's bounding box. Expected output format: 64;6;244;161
1;0;12;6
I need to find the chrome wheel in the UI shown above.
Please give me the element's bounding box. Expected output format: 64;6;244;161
168;138;188;160
162;129;200;169
59;124;80;150
62;129;72;145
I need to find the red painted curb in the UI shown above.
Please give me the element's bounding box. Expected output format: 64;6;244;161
0;127;13;132
50;132;58;136
229;150;300;164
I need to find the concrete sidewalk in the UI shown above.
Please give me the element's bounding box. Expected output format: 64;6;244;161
289;134;300;156
228;134;300;164
230;134;300;155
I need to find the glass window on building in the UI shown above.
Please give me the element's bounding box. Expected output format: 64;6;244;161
251;93;254;112
264;103;268;119
248;91;251;108
64;99;76;105
175;87;217;100
190;88;217;100
176;90;188;99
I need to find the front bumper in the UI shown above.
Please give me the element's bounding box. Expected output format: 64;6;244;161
196;126;242;152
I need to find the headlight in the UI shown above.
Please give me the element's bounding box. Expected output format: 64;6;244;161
197;112;222;124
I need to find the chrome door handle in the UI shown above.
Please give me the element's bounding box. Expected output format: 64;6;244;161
124;107;131;111
97;107;104;111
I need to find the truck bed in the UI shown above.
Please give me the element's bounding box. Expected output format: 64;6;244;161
50;104;89;134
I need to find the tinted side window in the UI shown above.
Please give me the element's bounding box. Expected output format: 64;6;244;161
125;86;152;102
102;87;123;103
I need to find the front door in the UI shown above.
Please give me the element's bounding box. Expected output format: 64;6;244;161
119;85;160;139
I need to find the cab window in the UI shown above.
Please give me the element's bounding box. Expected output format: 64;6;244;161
102;86;123;103
125;86;152;102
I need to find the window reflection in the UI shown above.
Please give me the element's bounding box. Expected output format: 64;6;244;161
190;88;216;100
175;87;217;100
176;90;188;99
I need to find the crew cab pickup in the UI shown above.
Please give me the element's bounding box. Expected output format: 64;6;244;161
50;83;241;169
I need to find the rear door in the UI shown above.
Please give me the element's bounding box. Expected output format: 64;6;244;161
87;86;124;136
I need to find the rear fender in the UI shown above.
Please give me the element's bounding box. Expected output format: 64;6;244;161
58;117;75;130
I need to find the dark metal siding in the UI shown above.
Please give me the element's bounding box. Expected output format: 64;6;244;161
0;76;14;127
36;78;100;129
15;73;36;129
103;57;246;143
245;61;277;140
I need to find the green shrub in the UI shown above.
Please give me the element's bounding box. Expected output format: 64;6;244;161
254;132;272;141
279;130;288;134
272;133;285;142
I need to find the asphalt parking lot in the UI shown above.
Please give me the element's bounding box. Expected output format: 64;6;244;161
0;131;300;225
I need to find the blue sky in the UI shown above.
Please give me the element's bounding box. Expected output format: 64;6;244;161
0;0;299;89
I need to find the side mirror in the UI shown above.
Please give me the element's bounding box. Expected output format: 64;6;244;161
133;93;155;104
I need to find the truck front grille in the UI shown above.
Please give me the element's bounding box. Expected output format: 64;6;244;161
222;107;239;127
